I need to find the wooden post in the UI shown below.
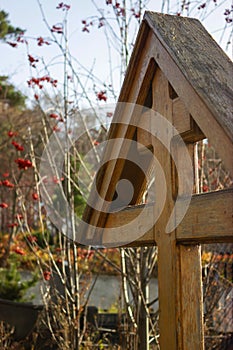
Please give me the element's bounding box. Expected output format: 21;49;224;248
178;244;204;350
151;67;179;348
150;66;205;349
139;250;149;350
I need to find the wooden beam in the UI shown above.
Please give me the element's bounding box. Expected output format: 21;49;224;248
103;203;154;247
176;188;233;243
172;97;205;142
151;67;178;350
104;188;233;246
177;245;204;350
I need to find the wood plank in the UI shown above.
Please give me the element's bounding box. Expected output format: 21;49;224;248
176;188;233;243
104;188;233;246
171;141;196;347
104;203;154;247
178;245;204;350
172;98;205;142
151;67;178;349
157;236;178;349
137;110;152;149
172;97;191;134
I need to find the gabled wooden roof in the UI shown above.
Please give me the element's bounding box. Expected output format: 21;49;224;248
119;12;232;143
82;12;233;246
142;12;233;139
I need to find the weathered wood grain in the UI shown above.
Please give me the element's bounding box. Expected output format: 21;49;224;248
176;188;233;243
137;110;152;149
151;68;178;349
104;188;233;246
178;245;204;350
151;35;232;174
172;97;191;134
103;203;154;246
144;13;233;174
172;98;204;142
145;11;233;141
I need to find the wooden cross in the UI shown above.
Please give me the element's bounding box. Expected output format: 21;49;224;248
82;12;233;350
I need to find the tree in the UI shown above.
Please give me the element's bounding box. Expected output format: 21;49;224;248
0;10;24;40
0;12;26;108
0;76;26;108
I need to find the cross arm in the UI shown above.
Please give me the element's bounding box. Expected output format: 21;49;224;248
176;187;233;243
104;188;233;246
